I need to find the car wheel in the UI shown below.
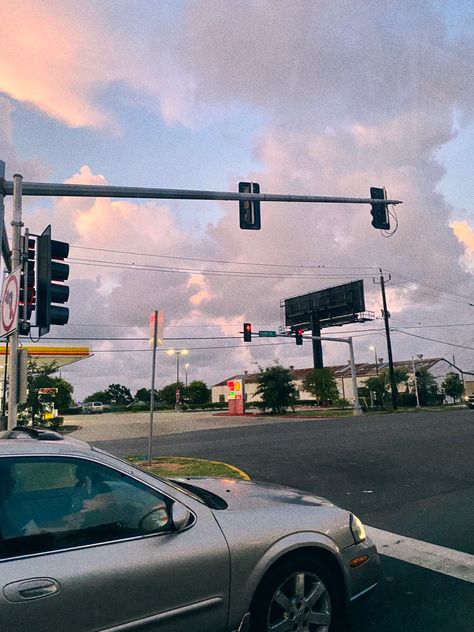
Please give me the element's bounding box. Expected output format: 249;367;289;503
250;554;343;632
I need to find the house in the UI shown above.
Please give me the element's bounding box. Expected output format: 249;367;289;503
211;358;466;405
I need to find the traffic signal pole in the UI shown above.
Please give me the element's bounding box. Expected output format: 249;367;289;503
0;166;402;427
283;331;363;416
0;179;402;208
7;174;23;430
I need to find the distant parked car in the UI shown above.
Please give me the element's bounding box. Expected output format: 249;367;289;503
81;401;104;414
0;426;380;632
464;394;474;409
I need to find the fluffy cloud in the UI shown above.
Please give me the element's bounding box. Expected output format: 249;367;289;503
3;1;474;397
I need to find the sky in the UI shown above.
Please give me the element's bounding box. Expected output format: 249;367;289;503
1;0;474;401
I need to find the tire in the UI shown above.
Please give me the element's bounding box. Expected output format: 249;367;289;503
250;553;343;632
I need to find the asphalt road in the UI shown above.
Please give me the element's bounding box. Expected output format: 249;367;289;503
72;408;474;631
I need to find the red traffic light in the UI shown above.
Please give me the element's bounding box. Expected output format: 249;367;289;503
243;322;252;342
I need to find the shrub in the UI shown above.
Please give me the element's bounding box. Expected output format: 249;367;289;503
398;392;417;407
48;416;64;431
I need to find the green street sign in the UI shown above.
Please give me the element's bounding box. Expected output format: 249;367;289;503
258;330;277;337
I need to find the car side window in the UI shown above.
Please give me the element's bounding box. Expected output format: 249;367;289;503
0;457;172;560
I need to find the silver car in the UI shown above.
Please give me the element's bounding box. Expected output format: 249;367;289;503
0;427;380;631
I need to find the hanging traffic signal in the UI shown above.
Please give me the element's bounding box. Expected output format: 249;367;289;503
239;182;261;230
36;225;70;337
370;187;390;230
294;327;304;345
243;322;252;342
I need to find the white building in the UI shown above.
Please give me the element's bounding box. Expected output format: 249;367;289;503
211;357;466;405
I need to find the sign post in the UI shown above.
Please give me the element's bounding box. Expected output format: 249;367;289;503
148;310;163;465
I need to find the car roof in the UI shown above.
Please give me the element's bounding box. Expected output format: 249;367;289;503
0;427;94;457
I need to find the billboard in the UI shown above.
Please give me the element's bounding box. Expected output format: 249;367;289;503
283;280;368;330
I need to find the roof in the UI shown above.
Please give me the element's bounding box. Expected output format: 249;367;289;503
0;345;91;373
212;357;452;387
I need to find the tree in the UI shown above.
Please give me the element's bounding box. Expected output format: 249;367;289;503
442;372;464;403
364;375;387;407
186;380;210;405
51;378;74;412
158;382;185;406
134;388;159;404
105;383;133;405
302;368;339;405
19;360;74;425
415;368;439;406
255;363;297;414
364;369;408;408
83;391;109;404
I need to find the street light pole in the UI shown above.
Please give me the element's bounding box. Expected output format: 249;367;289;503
185;363;189;388
167;349;188;411
370;345;379;377
412;355;421;409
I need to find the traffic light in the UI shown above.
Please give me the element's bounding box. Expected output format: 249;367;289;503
243;322;252;342
294;327;303;345
370;187;390;230
239;182;261;230
36;225;70;337
19;237;35;331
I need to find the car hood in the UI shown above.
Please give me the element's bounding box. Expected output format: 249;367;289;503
171;477;335;512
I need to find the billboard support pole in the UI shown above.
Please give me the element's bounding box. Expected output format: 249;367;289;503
310;314;324;369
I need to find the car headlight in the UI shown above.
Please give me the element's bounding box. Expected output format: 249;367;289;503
350;513;366;544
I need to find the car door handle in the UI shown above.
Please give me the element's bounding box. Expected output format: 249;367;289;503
3;578;60;602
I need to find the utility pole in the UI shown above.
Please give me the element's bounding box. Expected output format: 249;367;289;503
378;269;398;409
7;174;23;429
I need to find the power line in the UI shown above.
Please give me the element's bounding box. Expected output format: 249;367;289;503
69;257;373;280
71;244;378;272
69;246;474;309
393;328;474;352
90;341;296;352
35;336;242;341
387;270;474;303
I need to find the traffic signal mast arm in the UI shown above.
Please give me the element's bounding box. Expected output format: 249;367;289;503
1;179;402;207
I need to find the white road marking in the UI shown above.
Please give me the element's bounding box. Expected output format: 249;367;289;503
365;526;474;584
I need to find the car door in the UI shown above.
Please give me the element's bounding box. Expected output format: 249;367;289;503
0;456;230;632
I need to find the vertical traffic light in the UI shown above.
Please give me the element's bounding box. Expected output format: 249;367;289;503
239;182;261;230
36;225;70;337
294;327;303;345
19;236;35;333
370;187;390;230
243;322;252;342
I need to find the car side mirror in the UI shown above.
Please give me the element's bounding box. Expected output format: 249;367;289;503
171;502;191;531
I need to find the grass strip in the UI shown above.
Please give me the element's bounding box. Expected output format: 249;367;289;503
126;456;248;479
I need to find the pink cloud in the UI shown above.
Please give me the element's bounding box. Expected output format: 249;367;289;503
0;2;120;128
